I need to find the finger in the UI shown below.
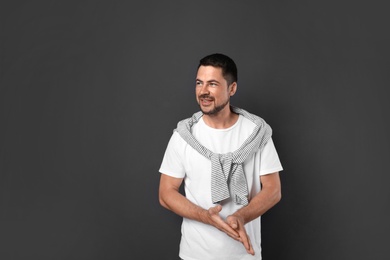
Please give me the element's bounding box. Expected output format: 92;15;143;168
208;205;222;215
207;206;239;238
238;226;253;253
218;221;240;239
228;219;238;229
226;232;241;241
238;229;254;255
248;238;254;255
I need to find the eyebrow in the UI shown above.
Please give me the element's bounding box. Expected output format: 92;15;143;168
196;79;221;84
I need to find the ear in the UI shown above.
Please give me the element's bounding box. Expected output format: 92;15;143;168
229;82;237;96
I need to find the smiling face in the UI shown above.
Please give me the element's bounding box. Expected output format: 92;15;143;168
196;65;237;116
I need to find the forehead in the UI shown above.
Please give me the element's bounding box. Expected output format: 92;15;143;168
196;66;224;80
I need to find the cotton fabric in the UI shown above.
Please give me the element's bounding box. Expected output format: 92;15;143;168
159;114;283;260
175;106;272;205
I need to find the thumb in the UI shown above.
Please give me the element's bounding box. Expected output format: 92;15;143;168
228;218;238;229
209;204;222;214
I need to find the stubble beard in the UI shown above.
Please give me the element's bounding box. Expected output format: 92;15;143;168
199;96;230;116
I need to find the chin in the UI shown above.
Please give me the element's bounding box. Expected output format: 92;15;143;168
201;108;218;116
198;103;213;114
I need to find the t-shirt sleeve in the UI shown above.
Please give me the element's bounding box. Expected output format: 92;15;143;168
159;131;186;178
259;138;283;175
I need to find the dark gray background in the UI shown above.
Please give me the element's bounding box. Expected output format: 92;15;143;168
1;1;389;259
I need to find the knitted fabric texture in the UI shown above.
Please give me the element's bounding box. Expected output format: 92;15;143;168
175;106;272;205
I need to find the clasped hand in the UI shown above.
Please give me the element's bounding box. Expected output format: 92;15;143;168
206;205;254;255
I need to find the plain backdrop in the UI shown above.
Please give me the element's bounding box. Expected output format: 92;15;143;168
1;1;389;259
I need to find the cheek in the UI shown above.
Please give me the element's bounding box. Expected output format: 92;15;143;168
216;91;229;100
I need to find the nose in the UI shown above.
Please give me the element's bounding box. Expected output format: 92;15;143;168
199;84;210;95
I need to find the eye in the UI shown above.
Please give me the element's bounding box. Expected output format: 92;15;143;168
196;81;202;86
210;82;218;87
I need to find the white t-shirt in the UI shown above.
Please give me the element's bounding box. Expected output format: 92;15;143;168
159;115;283;260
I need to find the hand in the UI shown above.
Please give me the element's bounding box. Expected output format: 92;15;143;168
205;205;240;240
227;214;254;255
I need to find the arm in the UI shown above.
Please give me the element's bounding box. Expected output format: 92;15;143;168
226;172;282;255
158;173;240;239
232;172;282;223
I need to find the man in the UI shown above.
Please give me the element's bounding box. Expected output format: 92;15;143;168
159;53;283;260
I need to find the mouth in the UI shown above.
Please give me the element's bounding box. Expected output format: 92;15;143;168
199;96;214;106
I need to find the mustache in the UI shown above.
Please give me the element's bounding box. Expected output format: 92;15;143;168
198;94;214;100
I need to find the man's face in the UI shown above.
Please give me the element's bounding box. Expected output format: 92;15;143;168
195;65;236;115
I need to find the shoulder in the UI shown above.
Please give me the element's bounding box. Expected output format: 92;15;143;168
168;130;187;147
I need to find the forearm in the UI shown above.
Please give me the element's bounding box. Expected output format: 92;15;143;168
159;185;209;223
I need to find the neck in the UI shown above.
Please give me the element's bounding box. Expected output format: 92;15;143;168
202;105;239;129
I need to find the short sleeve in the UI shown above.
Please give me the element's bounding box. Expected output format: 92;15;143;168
259;138;283;175
159;131;187;178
